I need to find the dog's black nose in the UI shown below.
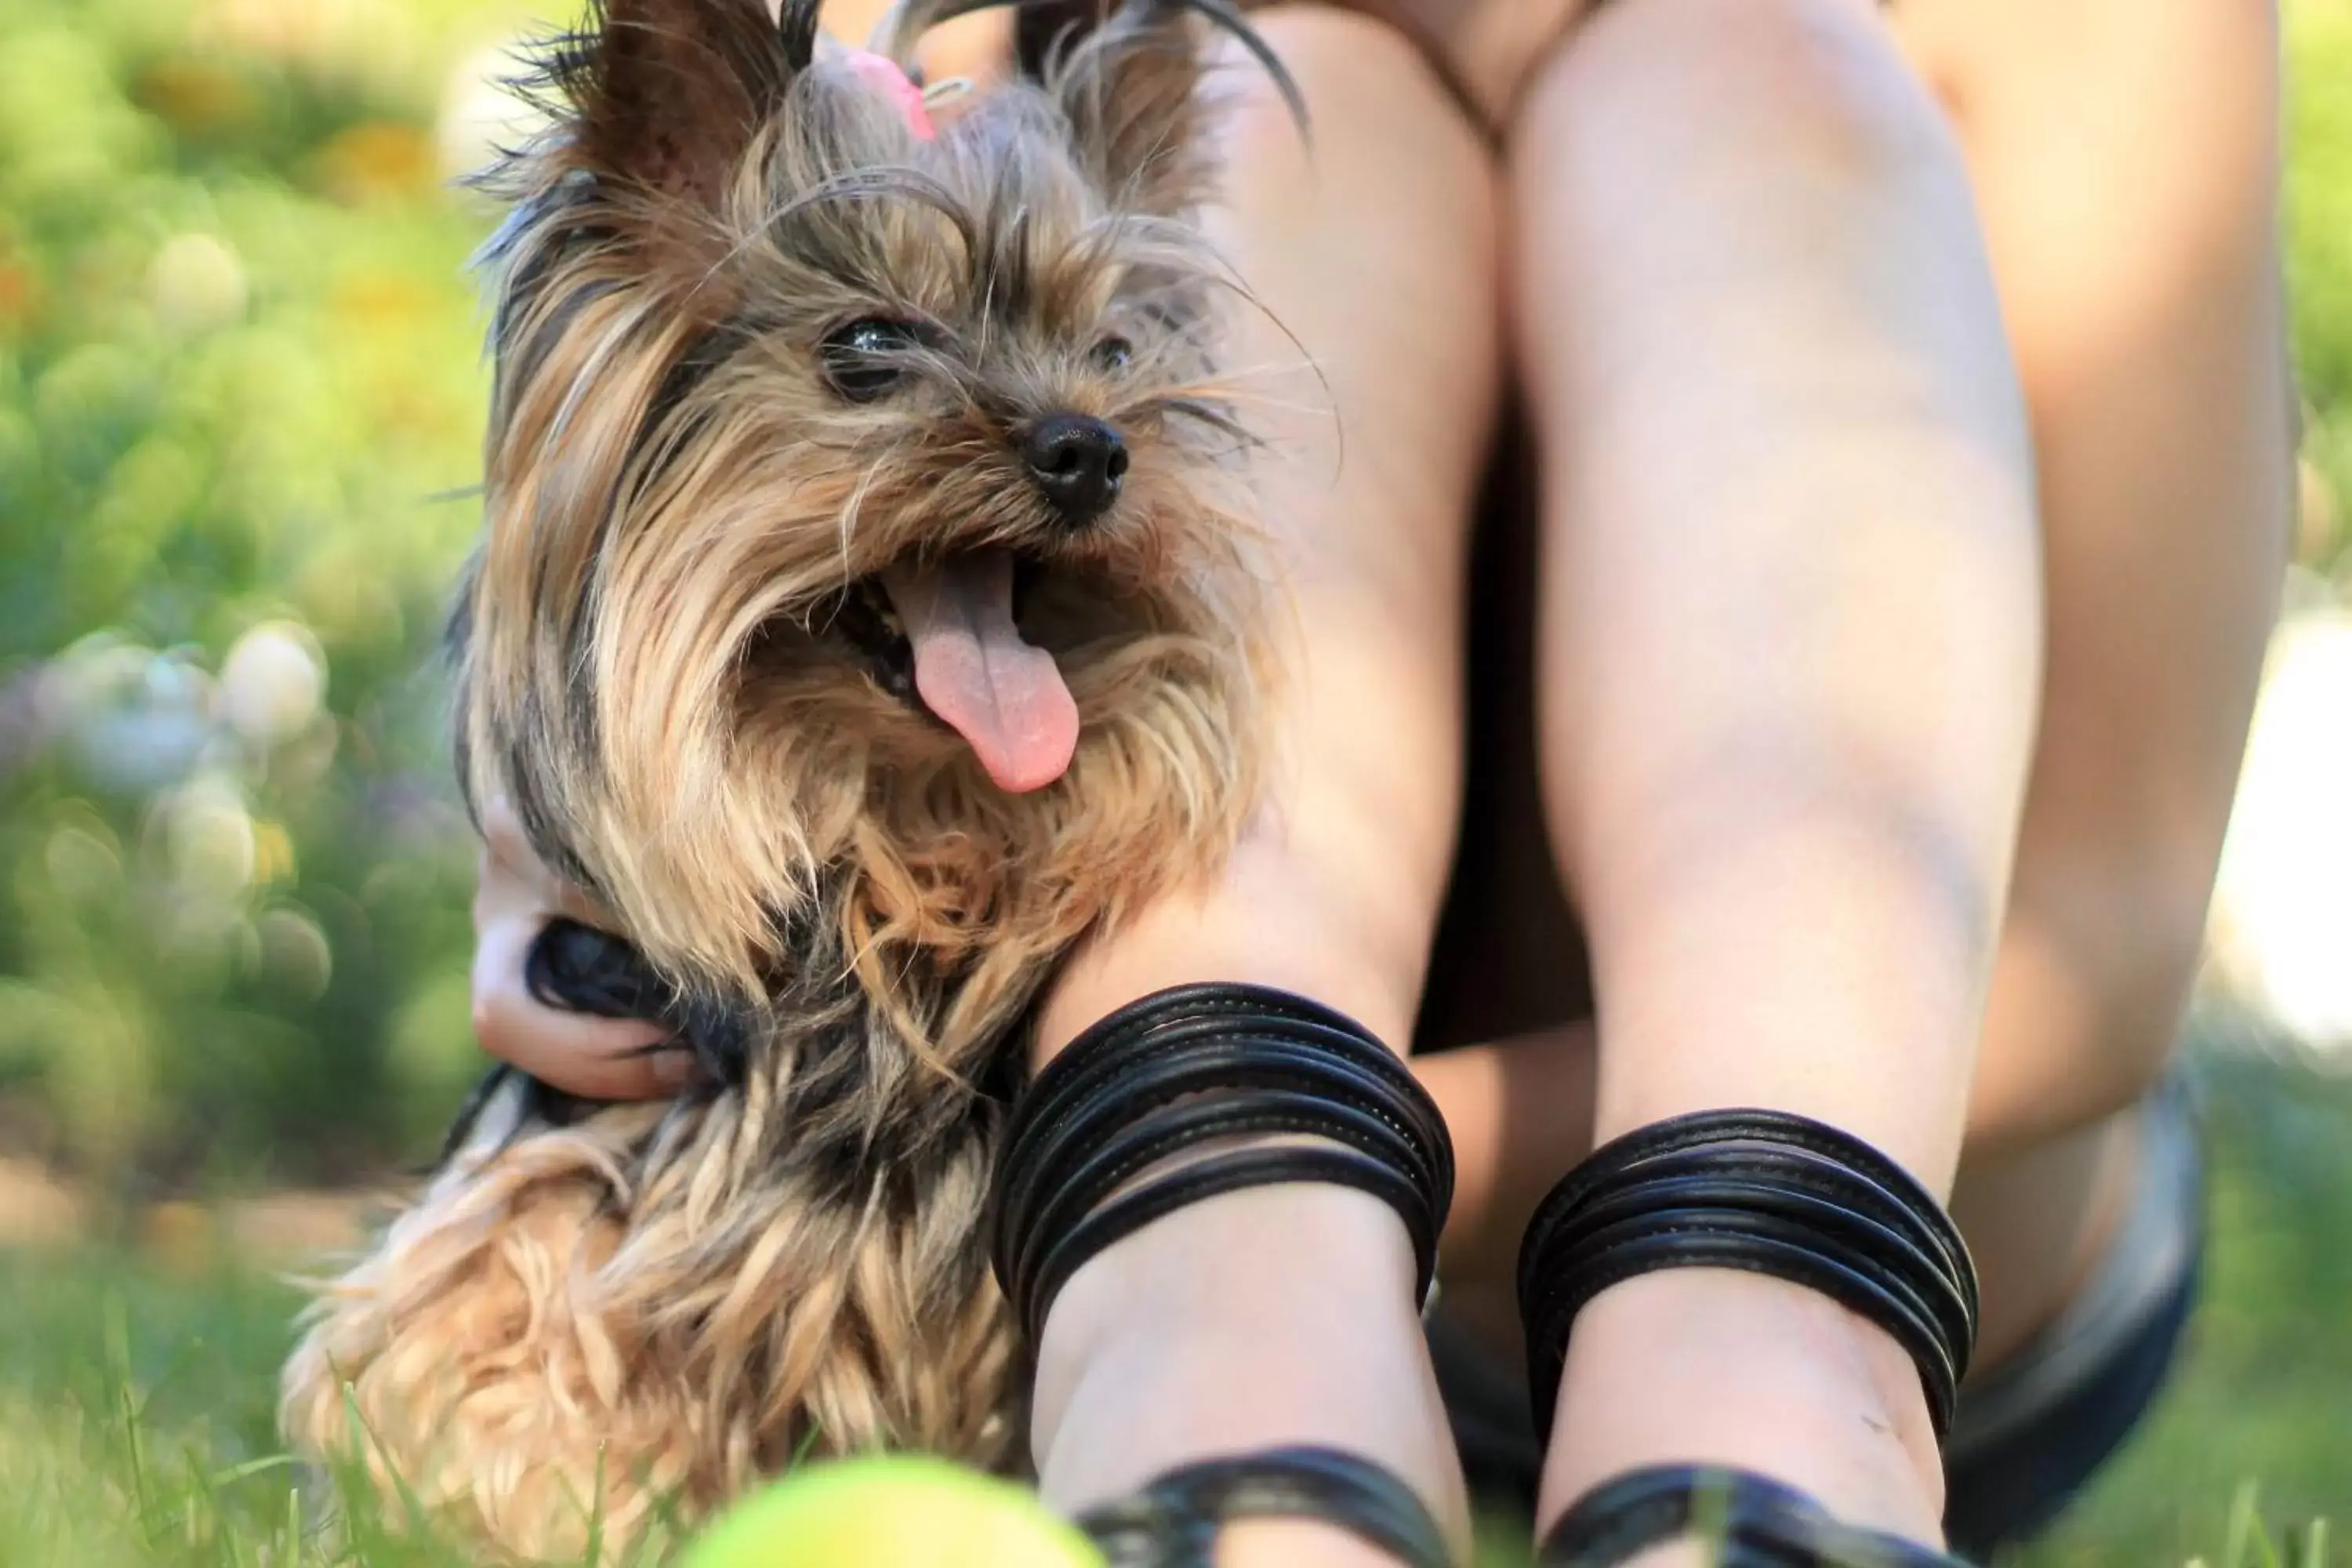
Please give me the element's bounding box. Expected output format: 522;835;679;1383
1023;414;1127;526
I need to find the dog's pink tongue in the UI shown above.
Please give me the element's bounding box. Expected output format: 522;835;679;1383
881;551;1078;793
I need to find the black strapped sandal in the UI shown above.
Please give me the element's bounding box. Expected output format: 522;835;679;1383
992;981;1455;1345
1077;1446;1455;1567
1516;1109;1982;1567
991;982;1459;1566
1539;1465;1971;1567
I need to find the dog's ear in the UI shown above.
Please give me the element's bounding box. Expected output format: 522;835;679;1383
1033;0;1301;215
550;0;821;206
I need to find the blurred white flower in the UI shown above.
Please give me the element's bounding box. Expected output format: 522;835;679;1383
162;775;257;901
45;634;156;714
148;234;248;334
2212;608;2352;1051
219;621;326;746
45;635;214;796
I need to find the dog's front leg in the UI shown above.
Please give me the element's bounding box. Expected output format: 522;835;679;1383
281;1068;697;1563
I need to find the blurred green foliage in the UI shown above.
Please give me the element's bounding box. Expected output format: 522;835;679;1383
2;0;2350;1187
0;0;543;1181
2292;0;2352;569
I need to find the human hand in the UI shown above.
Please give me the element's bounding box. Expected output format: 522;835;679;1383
470;792;699;1100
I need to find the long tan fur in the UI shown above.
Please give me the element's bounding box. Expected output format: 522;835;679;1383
280;0;1286;1556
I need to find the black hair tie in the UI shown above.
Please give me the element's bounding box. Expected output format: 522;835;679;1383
993;982;1454;1348
1080;1446;1455;1567
1517;1110;1978;1444
1540;1465;1972;1566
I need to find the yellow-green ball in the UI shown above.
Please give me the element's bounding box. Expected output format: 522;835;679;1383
681;1455;1107;1568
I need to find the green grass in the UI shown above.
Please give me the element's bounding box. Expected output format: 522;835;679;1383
2;1047;2346;1566
0;1248;687;1568
2003;1046;2352;1567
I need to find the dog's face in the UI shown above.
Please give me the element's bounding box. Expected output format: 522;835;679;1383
456;0;1276;1015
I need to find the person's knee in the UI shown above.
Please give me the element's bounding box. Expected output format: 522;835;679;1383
1531;0;1968;209
1973;873;2212;1143
1233;6;1461;111
1213;2;1504;289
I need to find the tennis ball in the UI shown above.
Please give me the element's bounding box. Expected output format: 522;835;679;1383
681;1454;1107;1568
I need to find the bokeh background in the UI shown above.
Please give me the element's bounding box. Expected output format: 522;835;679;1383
1;0;2349;1562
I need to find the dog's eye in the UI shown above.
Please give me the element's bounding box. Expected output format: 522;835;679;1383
1092;336;1134;372
820;318;924;401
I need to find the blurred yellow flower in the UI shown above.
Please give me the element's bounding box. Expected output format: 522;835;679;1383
327;268;432;330
315;121;437;205
130;56;260;139
249;818;298;887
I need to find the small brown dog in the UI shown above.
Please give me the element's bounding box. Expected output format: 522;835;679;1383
280;0;1295;1553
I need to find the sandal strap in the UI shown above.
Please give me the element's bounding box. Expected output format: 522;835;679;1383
1540;1466;1972;1567
1078;1446;1455;1567
992;983;1454;1347
1543;1476;1966;1568
1517;1110;1978;1442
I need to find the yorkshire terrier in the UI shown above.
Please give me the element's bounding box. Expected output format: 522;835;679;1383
280;0;1300;1554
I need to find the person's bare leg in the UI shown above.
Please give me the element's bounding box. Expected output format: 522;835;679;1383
1514;0;2042;1544
1454;0;2287;1548
1379;18;2284;1553
1417;0;2289;1354
1025;10;1504;1563
1899;0;2288;1352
